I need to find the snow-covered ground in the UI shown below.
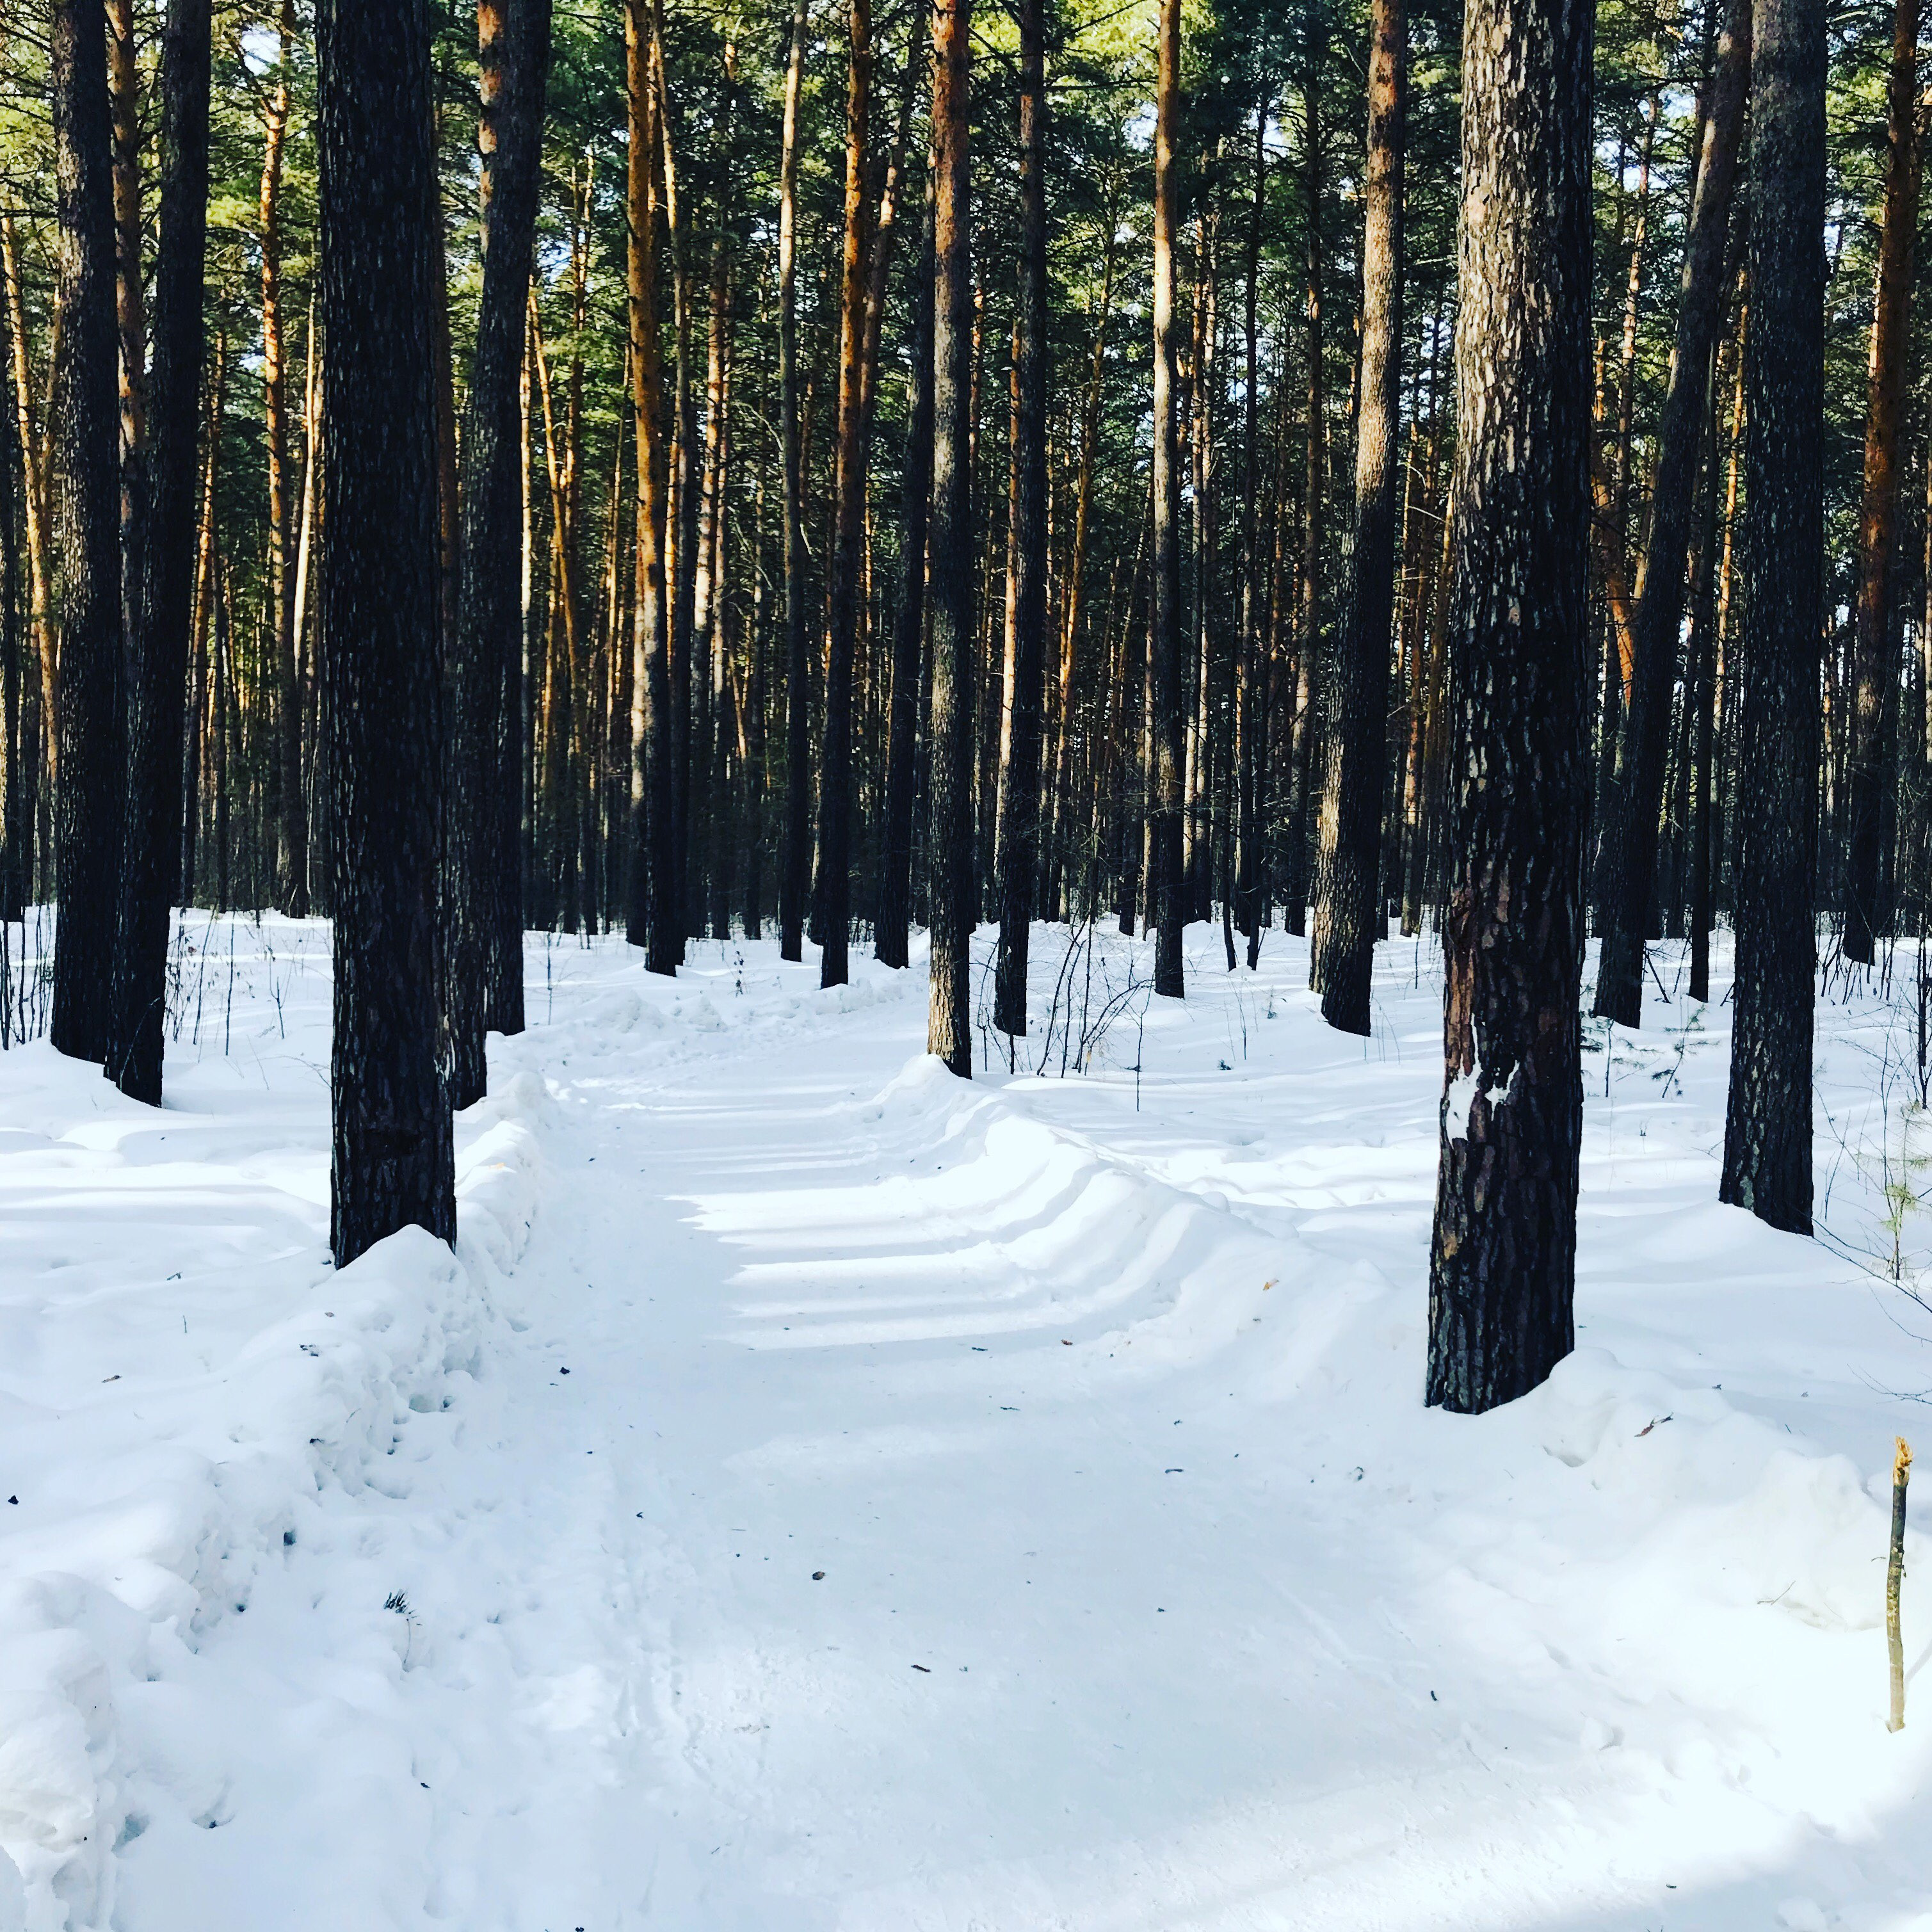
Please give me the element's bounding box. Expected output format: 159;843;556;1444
1;908;1931;1930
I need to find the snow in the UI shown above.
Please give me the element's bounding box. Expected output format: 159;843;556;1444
1;911;1931;1929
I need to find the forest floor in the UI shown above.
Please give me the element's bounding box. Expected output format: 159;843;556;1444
0;911;1930;1930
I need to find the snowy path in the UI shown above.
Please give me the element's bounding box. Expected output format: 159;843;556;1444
4;920;1932;1929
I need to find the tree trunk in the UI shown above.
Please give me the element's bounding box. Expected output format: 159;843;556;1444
1593;0;1750;1024
777;0;810;962
2;214;56;796
1310;0;1404;1034
316;0;456;1264
1844;0;1921;965
926;0;974;1075
815;0;873;988
260;0;307;916
876;197;934;971
1426;0;1593;1414
1721;0;1825;1234
447;0;551;1111
993;0;1047;1037
108;0;208;1103
1148;0;1185;999
624;0;677;974
108;0;146;648
49;0;123;1064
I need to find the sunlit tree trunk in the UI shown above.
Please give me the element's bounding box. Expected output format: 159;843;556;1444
927;0;975;1074
1426;0;1593;1413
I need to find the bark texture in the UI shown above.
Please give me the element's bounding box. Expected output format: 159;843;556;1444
318;0;457;1265
50;0;123;1066
1721;0;1825;1234
108;0;209;1105
1426;0;1594;1414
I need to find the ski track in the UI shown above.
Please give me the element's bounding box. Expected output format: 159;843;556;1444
1;918;1931;1929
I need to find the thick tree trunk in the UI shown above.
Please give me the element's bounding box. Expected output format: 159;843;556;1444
1426;0;1593;1415
1310;0;1404;1034
108;0;208;1104
926;0;974;1075
876;200;934;970
316;0;456;1264
1721;0;1825;1234
49;0;123;1064
446;0;551;1111
815;0;873;989
993;0;1047;1037
1148;0;1185;999
1593;0;1750;1024
777;0;810;962
1844;0;1921;965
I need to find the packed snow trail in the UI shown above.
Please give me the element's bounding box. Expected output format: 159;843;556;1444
3;918;1932;1929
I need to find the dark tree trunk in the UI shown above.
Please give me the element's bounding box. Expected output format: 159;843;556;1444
1592;0;1750;1024
1426;0;1593;1415
926;0;974;1075
1844;0;1921;965
777;0;810;963
317;0;457;1265
876;200;934;971
50;0;123;1065
1148;0;1185;999
993;0;1047;1036
1311;0;1404;1035
106;0;209;1104
1721;0;1825;1234
446;0;551;1111
815;0;873;988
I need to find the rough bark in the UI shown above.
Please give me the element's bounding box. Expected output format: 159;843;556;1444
50;0;124;1065
1311;0;1405;1034
1721;0;1825;1234
926;0;974;1075
316;0;457;1264
1426;0;1594;1414
1593;0;1750;1024
108;0;208;1104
